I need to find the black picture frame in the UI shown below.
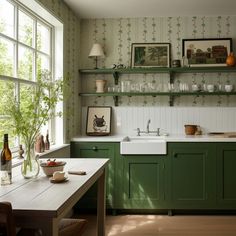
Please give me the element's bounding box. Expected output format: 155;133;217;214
86;106;112;136
182;38;232;67
131;43;171;68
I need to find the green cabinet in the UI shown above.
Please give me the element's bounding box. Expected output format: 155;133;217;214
216;143;236;208
71;141;236;211
70;142;116;209
116;150;167;209
169;143;216;209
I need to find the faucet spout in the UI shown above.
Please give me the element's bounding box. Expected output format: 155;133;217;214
146;119;151;133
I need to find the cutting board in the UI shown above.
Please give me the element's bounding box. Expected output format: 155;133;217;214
208;132;236;138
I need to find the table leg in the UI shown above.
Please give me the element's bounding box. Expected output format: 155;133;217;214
97;169;106;236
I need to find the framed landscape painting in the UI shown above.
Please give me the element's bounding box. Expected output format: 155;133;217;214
131;43;171;68
182;38;232;67
86;106;112;136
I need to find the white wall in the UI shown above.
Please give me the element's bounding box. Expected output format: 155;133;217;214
82;106;236;135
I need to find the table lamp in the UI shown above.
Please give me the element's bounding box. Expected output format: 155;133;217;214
88;43;105;69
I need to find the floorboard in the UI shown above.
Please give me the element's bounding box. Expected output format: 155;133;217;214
75;214;236;236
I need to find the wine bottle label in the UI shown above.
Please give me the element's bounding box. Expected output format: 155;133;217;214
1;160;12;180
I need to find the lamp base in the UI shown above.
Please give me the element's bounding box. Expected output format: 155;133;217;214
94;57;98;69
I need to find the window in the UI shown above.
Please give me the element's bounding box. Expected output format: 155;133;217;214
0;0;54;152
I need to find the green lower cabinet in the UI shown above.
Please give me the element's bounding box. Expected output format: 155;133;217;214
116;152;166;209
169;143;216;209
216;143;236;209
70;142;116;209
70;141;236;212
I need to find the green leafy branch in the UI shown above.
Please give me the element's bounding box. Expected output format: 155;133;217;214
4;70;70;148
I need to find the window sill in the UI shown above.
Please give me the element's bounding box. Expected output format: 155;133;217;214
12;144;70;168
36;144;70;158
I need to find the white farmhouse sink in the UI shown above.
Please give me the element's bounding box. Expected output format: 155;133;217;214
120;136;167;155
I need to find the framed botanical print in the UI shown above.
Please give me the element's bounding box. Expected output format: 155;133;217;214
131;43;171;68
86;106;112;136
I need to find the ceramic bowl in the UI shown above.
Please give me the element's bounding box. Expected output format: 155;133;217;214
207;84;215;92
184;124;197;135
40;161;66;176
225;84;233;92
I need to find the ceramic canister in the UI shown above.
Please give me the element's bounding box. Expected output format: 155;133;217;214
95;79;106;93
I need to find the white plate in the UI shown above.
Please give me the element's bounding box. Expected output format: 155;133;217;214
49;176;68;183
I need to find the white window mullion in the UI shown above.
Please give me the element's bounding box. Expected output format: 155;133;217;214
14;3;18;78
34;18;37;82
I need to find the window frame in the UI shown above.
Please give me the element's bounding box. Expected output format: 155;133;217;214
0;0;55;151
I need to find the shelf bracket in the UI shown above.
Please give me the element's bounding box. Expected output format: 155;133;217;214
113;72;119;85
113;96;119;106
169;95;174;106
170;71;174;84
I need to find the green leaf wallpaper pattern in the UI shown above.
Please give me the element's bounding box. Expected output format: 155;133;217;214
38;0;80;142
80;16;236;108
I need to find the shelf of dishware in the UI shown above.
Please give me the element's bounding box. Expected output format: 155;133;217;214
79;66;236;106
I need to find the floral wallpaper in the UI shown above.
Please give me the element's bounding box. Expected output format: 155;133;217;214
37;0;80;142
80;16;236;107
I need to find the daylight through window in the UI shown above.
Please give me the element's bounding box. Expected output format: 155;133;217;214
0;0;53;153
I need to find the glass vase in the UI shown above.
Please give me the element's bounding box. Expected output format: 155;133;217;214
21;143;40;179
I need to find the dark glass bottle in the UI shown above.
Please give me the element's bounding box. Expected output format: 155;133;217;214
45;131;50;150
0;134;12;184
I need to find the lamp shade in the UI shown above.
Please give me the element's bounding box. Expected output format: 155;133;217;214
89;43;105;58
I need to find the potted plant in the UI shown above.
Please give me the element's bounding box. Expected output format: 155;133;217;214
4;70;69;178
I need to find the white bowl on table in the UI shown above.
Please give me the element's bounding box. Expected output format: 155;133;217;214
40;161;66;176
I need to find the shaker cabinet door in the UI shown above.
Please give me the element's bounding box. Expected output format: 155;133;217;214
216;143;236;208
118;154;166;209
169;143;216;209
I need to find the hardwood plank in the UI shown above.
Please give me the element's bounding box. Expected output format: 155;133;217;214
78;214;236;236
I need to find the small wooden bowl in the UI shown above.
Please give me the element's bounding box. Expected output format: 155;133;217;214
184;125;197;135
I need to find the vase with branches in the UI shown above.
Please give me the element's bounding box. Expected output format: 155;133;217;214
4;70;69;178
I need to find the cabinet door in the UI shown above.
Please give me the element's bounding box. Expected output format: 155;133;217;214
169;143;216;208
70;142;116;209
217;143;236;208
118;154;166;209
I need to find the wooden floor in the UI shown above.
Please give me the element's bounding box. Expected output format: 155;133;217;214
77;214;236;236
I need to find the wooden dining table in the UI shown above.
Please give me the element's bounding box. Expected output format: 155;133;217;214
0;158;109;236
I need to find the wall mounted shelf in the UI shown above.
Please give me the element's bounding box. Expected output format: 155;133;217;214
79;66;236;76
79;66;236;106
79;91;236;106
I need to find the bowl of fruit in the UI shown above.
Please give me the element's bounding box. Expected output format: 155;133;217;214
40;159;66;176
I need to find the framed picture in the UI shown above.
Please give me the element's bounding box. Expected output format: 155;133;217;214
131;43;171;68
86;106;112;136
182;38;232;67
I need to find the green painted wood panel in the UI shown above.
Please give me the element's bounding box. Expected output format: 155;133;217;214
169;143;216;208
217;143;236;208
70;142;116;209
119;154;166;209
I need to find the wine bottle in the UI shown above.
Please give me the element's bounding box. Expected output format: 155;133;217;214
0;134;12;184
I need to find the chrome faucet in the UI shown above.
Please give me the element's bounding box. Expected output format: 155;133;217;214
136;119;160;136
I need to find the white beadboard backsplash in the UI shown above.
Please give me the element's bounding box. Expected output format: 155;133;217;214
81;106;236;136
